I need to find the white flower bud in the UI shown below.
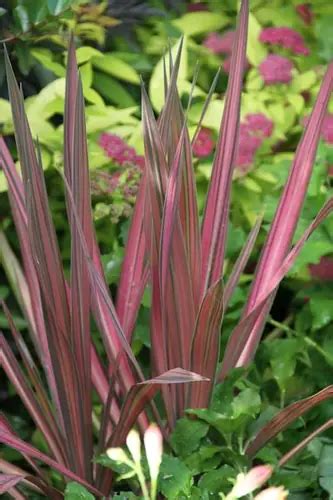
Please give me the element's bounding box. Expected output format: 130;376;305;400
254;486;288;500
106;447;129;463
126;429;142;464
143;423;163;481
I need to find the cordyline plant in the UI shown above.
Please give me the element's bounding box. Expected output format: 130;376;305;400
1;0;333;497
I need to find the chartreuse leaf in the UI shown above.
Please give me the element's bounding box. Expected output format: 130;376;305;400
159;455;193;499
75;47;102;65
31;49;65;77
172;12;229;36
246;13;267;66
93;71;136;107
149;37;188;112
291;71;317;93
64;482;95;499
92;54;140;84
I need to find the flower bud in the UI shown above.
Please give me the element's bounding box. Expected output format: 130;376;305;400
231;465;273;497
254;486;288;500
143;423;163;481
126;429;141;464
106;447;129;463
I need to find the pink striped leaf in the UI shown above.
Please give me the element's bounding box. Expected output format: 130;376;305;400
238;61;333;366
188;279;224;409
219;198;333;379
0;428;103;497
109;368;209;447
246;386;333;457
201;0;249;292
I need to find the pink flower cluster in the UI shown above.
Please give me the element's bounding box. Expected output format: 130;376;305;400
309;257;333;281
259;27;310;55
236;113;274;169
321;114;333;144
203;31;235;54
99;133;145;169
192;114;274;169
302;113;333;144
193;127;215;158
95;133;144;220
296;4;314;25
187;2;208;12
259;54;294;85
203;30;249;74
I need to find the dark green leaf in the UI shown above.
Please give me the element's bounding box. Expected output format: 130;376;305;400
159;456;193;500
64;482;95;500
47;0;72;16
198;465;235;494
171;418;209;458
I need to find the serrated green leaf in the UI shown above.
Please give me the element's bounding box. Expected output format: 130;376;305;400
64;482;95;500
159;456;193;500
171;418;209;457
310;294;333;330
231;388;261;418
198;465;235;494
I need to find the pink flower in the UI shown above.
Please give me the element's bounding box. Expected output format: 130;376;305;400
203;31;235;54
236;113;274;170
259;27;309;55
259;54;294;85
204;30;250;74
193;127;215;157
302;113;333;144
223;55;250;74
99;133;145;169
236;128;262;169
309;256;333;281
243;113;274;138
321;114;333;144
296;4;314;25
187;2;208;12
230;465;273;497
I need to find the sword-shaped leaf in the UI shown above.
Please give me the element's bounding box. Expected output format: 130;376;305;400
246;386;333;457
238;61;333;366
201;0;249;292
